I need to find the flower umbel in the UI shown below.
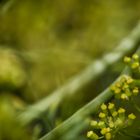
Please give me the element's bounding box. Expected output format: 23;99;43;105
110;75;139;100
87;103;136;140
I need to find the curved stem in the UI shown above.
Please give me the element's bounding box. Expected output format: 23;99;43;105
122;130;140;138
133;102;140;112
39;74;130;140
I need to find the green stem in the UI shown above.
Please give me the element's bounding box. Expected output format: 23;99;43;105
131;99;140;112
39;74;130;140
122;130;140;138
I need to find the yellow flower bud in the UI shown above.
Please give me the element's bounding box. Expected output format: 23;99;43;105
122;84;129;89
126;77;134;84
106;127;111;132
128;113;136;120
100;127;110;135
112;111;118;117
87;131;99;139
124;56;131;63
87;131;93;138
109;122;114;128
114;88;121;94
98;121;105;128
132;54;139;60
118;108;125;113
115;83;121;88
133;87;139;95
121;94;128;100
115;118;123;126
101;103;107;110
108;103;115;110
105;133;112;140
90;120;98;127
100;128;107;135
131;62;139;69
99;112;106;118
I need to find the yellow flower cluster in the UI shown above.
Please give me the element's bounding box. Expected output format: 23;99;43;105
124;54;140;70
87;103;136;140
87;54;139;140
110;75;139;100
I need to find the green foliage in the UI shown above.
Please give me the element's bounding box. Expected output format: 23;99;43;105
0;0;140;140
0;96;32;140
0;48;26;89
1;0;140;100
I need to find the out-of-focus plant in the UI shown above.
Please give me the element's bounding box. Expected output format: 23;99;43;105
0;48;26;89
0;96;33;140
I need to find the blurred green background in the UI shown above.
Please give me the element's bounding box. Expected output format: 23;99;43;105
0;0;140;139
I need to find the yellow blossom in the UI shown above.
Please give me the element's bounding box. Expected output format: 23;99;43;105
109;122;114;128
114;88;121;94
105;133;112;140
90;120;98;127
108;103;115;110
133;88;139;95
132;54;139;60
128;113;136;120
121;94;128;100
99;112;106;118
87;131;99;139
101;103;107;110
124;56;131;63
112;111;118;117
98;121;105;128
131;62;139;69
126;77;134;84
118;108;125;114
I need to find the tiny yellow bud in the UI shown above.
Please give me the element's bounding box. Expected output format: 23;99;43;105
132;54;139;60
105;133;112;140
109;122;114;128
100;128;107;135
108;103;115;110
116;83;121;88
112;111;118;117
126;77;134;84
90;120;98;127
122;84;129;89
106;127;111;132
101;103;107;110
114;88;121;94
131;62;139;69
124;56;131;63
99;112;106;118
121;94;128;100
98;121;105;128
128;113;136;120
133;88;139;95
118;108;125;113
87;131;93;138
100;127;110;135
115;118;123;126
87;131;99;139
